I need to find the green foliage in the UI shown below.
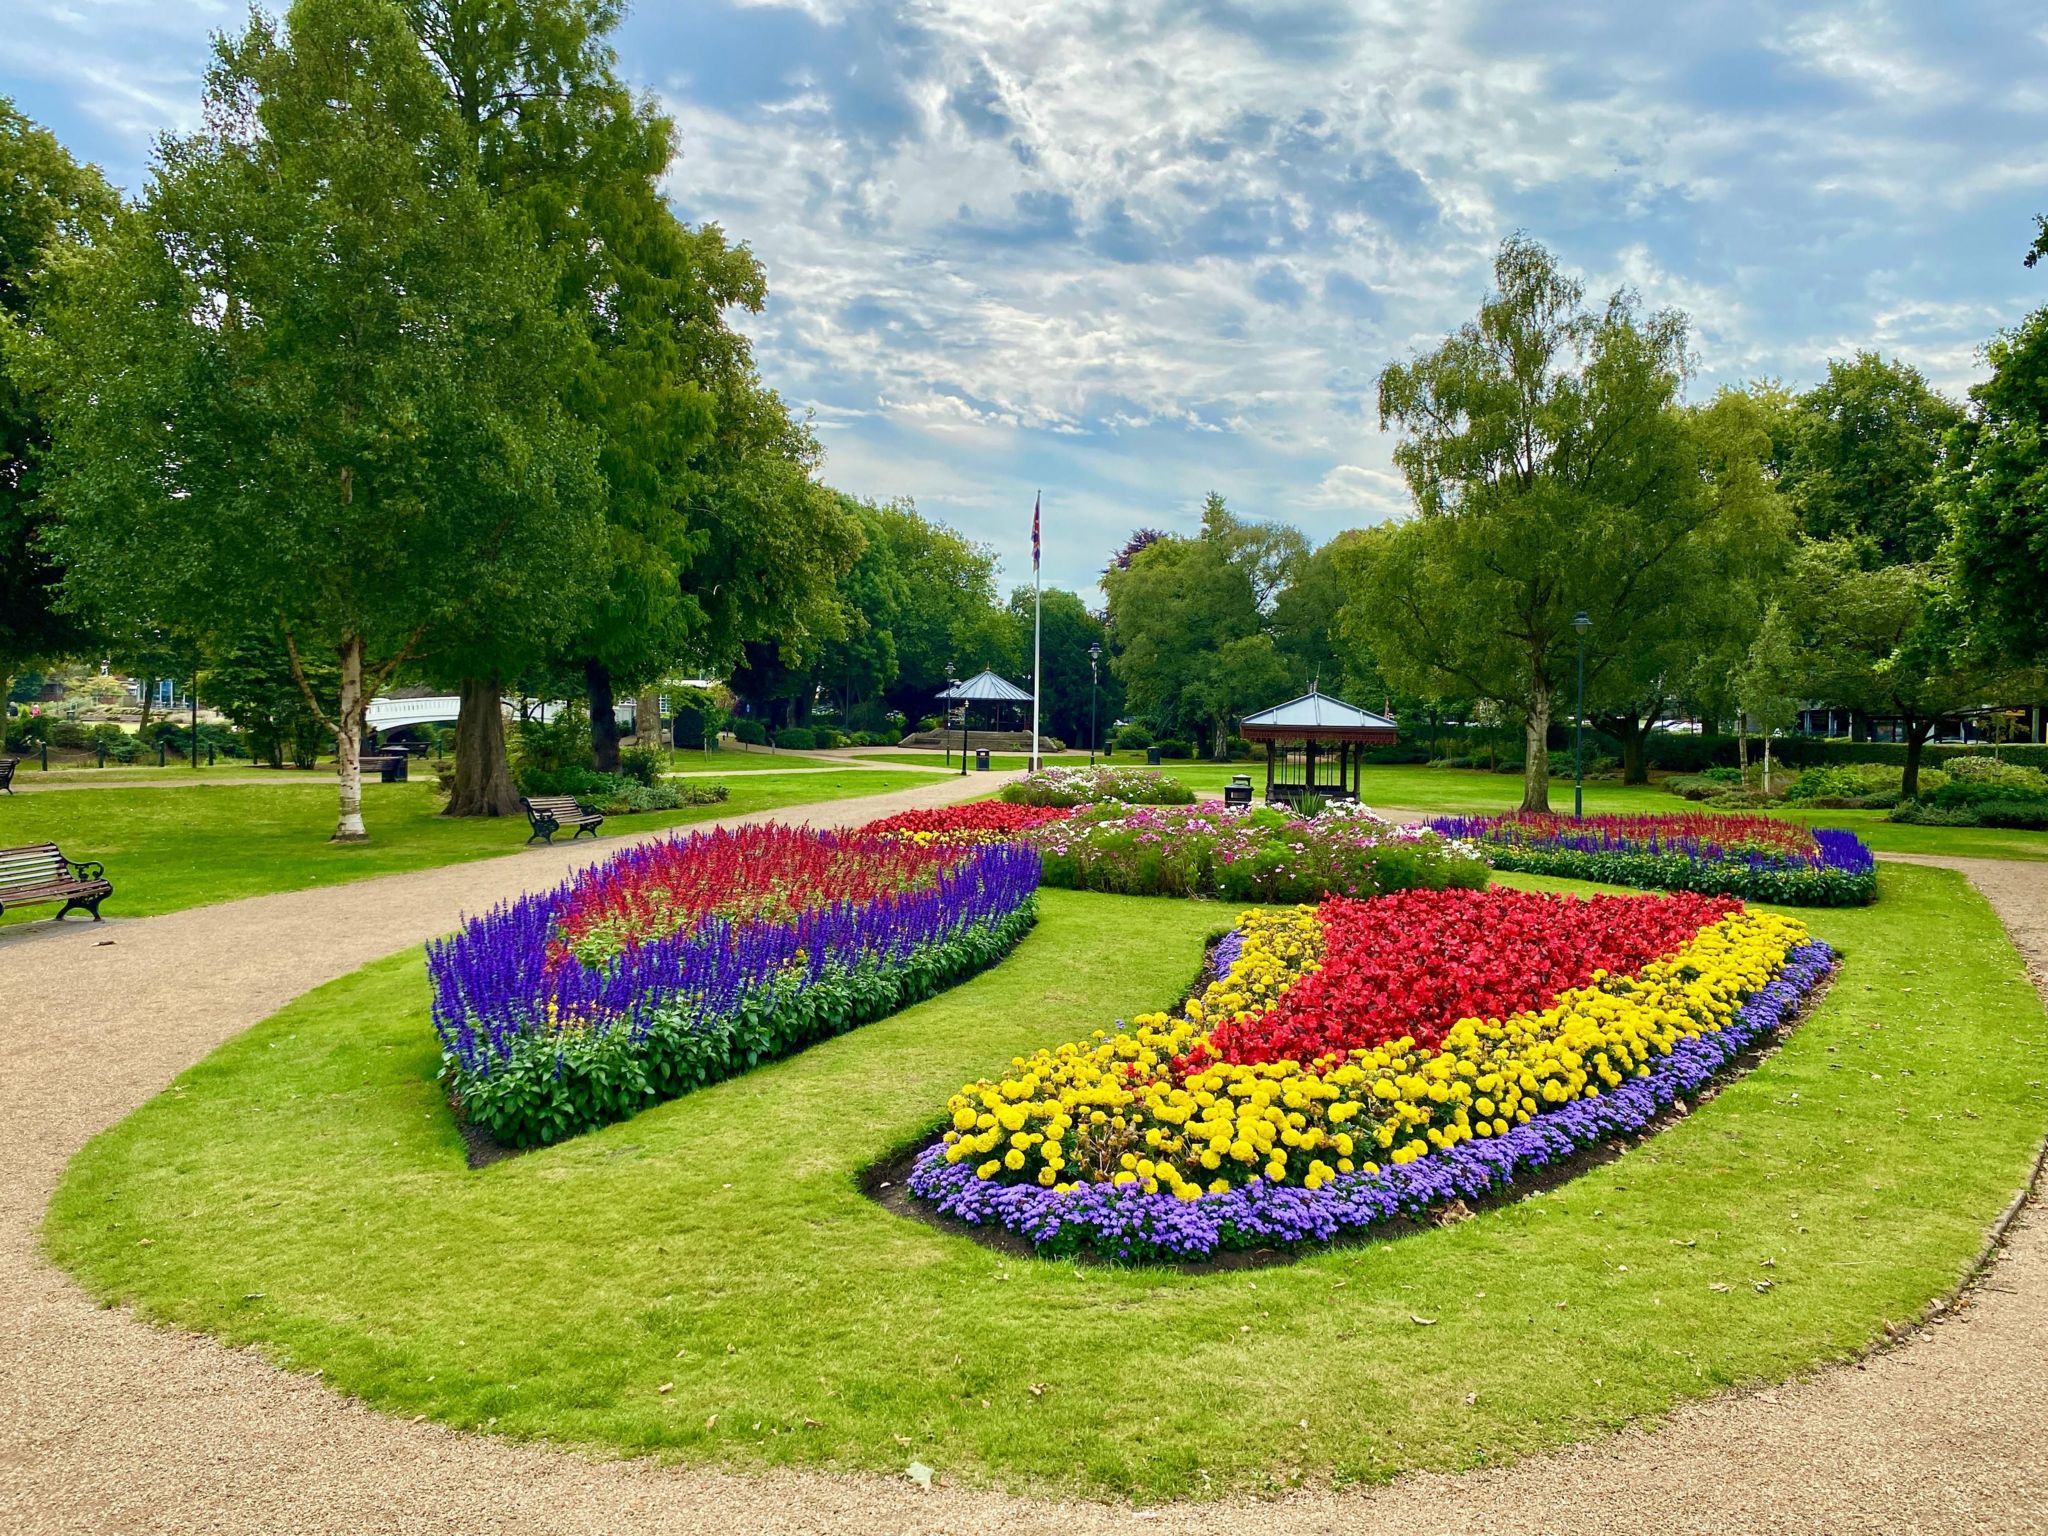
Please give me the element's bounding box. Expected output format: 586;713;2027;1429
773;726;817;750
1154;738;1193;759
1103;493;1302;755
1947;305;2048;665
511;707;591;780
1112;722;1153;750
1355;236;1753;813
1777;351;1962;566
22;0;605;841
616;745;662;786
0;98;118;678
206;635;335;769
1785;762;1950;809
730;718;767;746
1778;541;2038;796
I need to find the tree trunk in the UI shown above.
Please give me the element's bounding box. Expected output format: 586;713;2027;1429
635;688;661;748
444;674;522;817
585;658;621;773
1521;683;1552;813
1901;719;1934;800
1762;732;1773;796
1737;718;1748;781
137;685;153;742
1604;713;1652;785
332;634;368;843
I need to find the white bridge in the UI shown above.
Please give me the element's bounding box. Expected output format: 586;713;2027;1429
362;696;635;733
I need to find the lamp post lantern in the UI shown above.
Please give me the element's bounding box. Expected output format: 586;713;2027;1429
1088;642;1102;766
1572;611;1591;820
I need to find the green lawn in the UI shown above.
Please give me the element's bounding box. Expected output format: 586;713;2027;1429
47;865;2047;1498
915;757;2048;863
1;770;937;921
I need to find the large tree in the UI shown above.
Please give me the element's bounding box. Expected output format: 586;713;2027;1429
1105;493;1302;755
23;0;602;840
1360;235;1711;810
1778;352;1961;567
1004;586;1119;749
396;0;710;792
1584;387;1795;781
1948;305;2048;666
1785;541;2030;798
0;99;117;701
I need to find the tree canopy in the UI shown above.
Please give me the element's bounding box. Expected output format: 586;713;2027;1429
0;98;117;695
23;0;603;839
1353;234;1717;809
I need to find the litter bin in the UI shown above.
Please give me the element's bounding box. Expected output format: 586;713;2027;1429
379;751;408;784
974;748;991;772
1224;774;1253;808
1146;746;1162;766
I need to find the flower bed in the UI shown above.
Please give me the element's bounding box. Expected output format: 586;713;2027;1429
1028;802;1487;903
1425;812;1876;906
430;824;1040;1147
1000;765;1195;807
907;886;1831;1260
861;802;1073;845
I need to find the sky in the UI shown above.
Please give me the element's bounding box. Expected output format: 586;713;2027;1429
8;0;2048;598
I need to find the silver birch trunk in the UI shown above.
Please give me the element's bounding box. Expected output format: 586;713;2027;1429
332;634;368;843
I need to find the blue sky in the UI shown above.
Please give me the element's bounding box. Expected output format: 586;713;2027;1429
8;1;2048;597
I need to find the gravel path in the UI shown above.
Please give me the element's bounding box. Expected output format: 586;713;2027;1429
3;834;2044;1534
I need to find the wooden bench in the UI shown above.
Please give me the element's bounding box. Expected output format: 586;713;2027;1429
522;795;604;846
0;757;17;794
0;842;113;922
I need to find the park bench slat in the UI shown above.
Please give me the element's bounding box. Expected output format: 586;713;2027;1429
521;795;604;846
0;839;112;922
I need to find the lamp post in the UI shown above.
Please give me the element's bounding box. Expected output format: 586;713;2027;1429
1572;611;1591;820
1088;642;1102;766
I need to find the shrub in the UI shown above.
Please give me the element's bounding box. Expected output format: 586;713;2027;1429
812;727;844;749
774;726;817;751
731;718;767;746
1784;763;1949;809
1154;738;1193;759
512;707;589;779
617;745;662;786
1224;735;1253;760
1112;723;1153;750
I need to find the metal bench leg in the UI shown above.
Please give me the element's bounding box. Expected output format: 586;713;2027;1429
56;897;103;921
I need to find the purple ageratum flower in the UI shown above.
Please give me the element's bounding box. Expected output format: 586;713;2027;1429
906;942;1837;1262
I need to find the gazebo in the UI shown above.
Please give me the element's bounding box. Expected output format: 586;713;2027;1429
1238;686;1398;805
936;668;1034;774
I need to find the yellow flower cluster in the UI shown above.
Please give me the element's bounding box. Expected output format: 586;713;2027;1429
940;907;1807;1200
1183;906;1324;1026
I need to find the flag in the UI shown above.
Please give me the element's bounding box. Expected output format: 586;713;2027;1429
1031;491;1041;572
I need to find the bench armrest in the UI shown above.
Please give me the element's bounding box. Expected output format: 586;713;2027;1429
69;859;106;882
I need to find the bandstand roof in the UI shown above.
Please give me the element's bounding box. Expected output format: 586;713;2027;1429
937;669;1033;704
1239;686;1398;743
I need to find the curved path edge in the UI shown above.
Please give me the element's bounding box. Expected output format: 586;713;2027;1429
3;829;2044;1534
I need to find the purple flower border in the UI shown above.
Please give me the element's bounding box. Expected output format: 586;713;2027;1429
906;941;1837;1262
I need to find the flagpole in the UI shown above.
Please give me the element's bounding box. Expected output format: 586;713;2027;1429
1031;491;1043;772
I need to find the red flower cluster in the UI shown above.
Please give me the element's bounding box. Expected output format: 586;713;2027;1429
549;824;970;962
1200;887;1739;1067
861;802;1072;842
